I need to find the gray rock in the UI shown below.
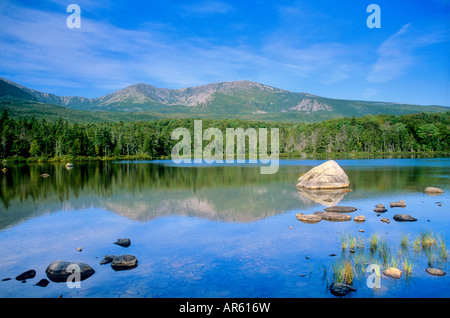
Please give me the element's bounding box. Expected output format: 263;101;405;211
329;282;357;296
296;160;350;190
324;206;357;213
296;213;322;224
114;238;131;247
45;261;95;282
426;268;446;276
313;211;351;222
111;255;138;271
390;200;406;208
393;214;417;222
15;269;36;281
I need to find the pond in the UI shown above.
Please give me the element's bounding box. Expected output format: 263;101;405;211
0;158;449;298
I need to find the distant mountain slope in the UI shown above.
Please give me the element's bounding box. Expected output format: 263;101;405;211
0;77;448;123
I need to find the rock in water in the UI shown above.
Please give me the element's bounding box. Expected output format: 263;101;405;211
114;238;131;247
390;200;406;207
296;160;350;190
383;267;402;279
296;213;322;224
313;211;351;222
329;282;357;296
424;187;444;195
15;269;36;281
324;206;357;213
426;268;446;276
45;261;95;282
393;214;417;222
111;255;138;271
354;215;365;223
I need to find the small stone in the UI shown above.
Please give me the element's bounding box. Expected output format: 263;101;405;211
34;279;50;287
374;207;387;213
390;200;406;208
324;206;357;213
380;218;390;224
76;247;82;252
383;267;402;279
296;213;322;224
15;269;36;281
100;255;115;265
426;268;446;276
358;229;365;233
354;215;365;223
393;214;417;222
375;204;385;208
329;253;337;257
313;211;351;222
114;238;131;247
111;255;138;271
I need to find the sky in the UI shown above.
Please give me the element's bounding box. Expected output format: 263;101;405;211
0;0;449;106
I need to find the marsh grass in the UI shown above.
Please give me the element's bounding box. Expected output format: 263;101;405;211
329;229;448;287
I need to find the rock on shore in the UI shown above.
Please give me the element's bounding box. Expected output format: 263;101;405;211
296;160;350;190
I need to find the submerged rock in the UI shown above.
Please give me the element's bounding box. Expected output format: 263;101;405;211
296;213;321;224
424;187;444;195
313;211;351;222
393;214;417;222
296;160;350;190
329;282;357;296
324;206;357;213
34;279;50;287
45;261;95;282
390;200;406;208
426;268;446;276
15;269;36;281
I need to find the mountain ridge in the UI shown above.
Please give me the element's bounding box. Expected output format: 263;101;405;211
0;77;448;123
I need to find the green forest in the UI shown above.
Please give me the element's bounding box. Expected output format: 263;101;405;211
0;109;449;161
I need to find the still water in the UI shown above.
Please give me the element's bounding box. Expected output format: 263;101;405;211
0;158;449;298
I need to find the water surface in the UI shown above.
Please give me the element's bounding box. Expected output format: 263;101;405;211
0;158;449;297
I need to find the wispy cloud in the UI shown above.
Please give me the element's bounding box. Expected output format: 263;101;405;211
367;23;446;83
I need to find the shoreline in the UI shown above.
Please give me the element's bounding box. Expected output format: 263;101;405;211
2;151;449;164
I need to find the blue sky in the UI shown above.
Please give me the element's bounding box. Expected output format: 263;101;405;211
0;0;449;106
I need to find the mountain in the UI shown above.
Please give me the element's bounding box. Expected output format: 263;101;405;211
0;77;448;123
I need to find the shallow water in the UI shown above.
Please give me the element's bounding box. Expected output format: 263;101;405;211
0;158;449;298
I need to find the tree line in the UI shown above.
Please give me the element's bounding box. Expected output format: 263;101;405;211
0;109;448;161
